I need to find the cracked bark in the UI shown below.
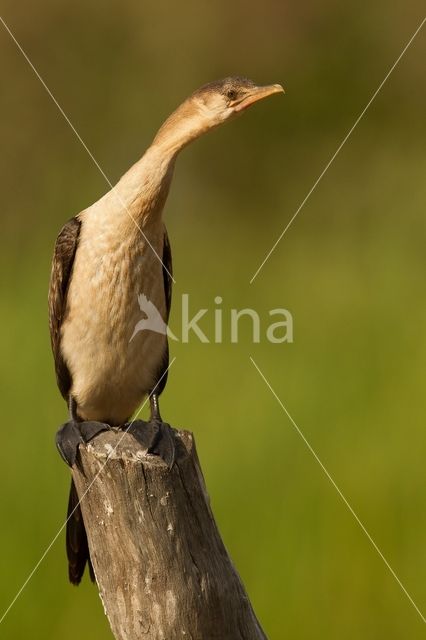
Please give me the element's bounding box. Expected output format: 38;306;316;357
71;428;267;640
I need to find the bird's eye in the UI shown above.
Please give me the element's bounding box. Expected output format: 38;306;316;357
226;89;237;101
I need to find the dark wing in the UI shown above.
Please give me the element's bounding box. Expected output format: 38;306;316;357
48;216;81;400
162;226;173;322
154;227;173;397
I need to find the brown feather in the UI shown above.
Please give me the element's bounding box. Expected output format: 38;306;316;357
48;216;81;400
162;226;173;323
154;228;173;396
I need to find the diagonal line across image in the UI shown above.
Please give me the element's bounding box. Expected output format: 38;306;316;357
249;15;426;284
0;358;176;626
0;15;175;283
250;356;426;625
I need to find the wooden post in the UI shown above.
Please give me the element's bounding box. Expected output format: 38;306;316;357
71;427;267;640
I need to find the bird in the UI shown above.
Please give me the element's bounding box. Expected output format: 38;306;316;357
48;76;284;585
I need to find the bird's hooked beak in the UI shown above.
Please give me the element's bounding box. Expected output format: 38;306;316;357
231;83;285;113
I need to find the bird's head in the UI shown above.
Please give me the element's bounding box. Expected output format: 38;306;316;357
153;77;284;154
191;76;285;125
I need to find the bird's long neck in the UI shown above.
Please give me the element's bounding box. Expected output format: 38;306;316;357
152;98;209;156
110;98;204;226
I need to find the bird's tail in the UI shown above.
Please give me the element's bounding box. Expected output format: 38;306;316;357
66;479;95;585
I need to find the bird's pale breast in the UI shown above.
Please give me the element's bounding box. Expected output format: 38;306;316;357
61;204;167;425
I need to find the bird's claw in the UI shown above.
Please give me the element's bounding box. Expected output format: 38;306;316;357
56;420;110;467
126;420;176;469
148;421;176;469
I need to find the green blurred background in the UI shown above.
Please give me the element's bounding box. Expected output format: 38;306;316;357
1;1;425;638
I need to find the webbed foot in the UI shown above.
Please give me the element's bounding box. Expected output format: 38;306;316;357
56;420;110;467
126;419;176;469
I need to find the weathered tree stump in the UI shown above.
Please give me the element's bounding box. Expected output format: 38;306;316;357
72;427;267;640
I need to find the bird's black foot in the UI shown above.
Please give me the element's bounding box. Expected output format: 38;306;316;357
126;420;176;469
56;420;110;467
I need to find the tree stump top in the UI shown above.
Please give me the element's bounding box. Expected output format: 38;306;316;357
72;427;267;640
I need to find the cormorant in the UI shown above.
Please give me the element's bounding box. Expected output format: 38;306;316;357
48;76;284;584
